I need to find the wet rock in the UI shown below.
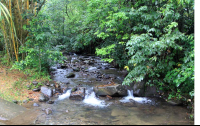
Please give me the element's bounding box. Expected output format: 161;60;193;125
60;85;68;93
83;60;90;64
57;65;61;69
38;93;49;102
71;59;79;63
132;81;145;97
73;67;80;72
50;83;55;87
96;78;101;81
66;73;75;78
32;87;41;92
97;66;102;69
96;74;103;78
102;66;109;70
45;108;52;115
129;79;160;97
69;87;86;101
93;84;127;97
47;100;54;104
41;86;53;97
28;98;34;101
45;82;50;86
50;66;57;71
145;85;158;97
79;58;84;61
66;56;72;61
61;64;68;69
33;103;40;107
167;99;183;106
106;95;112;100
12;100;18;104
71;87;77;92
23;100;28;103
54;93;61;98
32;81;38;86
103;74;110;79
88;67;97;72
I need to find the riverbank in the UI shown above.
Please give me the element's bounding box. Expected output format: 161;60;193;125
0;64;47;104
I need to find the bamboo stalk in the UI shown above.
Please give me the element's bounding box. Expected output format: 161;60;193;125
9;0;18;62
27;0;29;25
2;19;11;64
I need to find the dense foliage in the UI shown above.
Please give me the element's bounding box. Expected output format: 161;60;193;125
11;12;64;77
0;0;194;102
44;0;193;101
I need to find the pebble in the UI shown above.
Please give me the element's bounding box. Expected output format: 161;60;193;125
33;103;40;107
45;108;53;115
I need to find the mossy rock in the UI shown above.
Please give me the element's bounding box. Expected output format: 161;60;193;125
66;73;75;78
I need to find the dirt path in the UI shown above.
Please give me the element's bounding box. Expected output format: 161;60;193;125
0;65;44;125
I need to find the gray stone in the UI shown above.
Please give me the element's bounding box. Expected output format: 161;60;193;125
0;99;26;120
69;87;86;101
71;59;79;63
45;108;52;115
93;84;127;97
32;81;38;86
167;99;183;106
66;73;75;78
133;81;145;97
73;67;80;72
38;93;49;102
50;66;57;71
128;79;160;97
145;85;158;97
32;88;40;92
41;86;53;97
33;103;40;107
23;100;28;103
61;64;68;69
88;67;97;72
47;100;54;104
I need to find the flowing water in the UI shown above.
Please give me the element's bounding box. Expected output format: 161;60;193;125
1;54;192;125
32;54;193;125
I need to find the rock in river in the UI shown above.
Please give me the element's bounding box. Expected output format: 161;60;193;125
69;87;86;101
41;86;54;97
38;93;49;102
93;83;127;97
66;73;75;78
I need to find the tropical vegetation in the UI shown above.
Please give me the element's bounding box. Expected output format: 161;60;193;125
0;0;194;115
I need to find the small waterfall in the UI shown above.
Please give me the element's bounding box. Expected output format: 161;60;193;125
58;88;110;107
120;90;151;103
58;89;72;100
83;88;110;107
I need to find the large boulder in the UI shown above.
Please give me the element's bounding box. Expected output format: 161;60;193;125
129;79;159;97
133;81;145;97
69;87;86;101
41;86;54;97
93;83;127;97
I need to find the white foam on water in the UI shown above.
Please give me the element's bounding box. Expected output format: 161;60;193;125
120;90;151;103
58;89;72;100
83;89;110;108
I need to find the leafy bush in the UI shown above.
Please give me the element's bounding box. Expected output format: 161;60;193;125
11;12;64;78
